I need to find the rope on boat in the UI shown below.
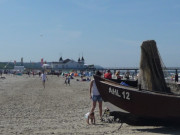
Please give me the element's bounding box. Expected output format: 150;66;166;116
101;109;124;134
117;121;123;130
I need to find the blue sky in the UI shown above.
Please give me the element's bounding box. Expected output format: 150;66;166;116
0;0;180;67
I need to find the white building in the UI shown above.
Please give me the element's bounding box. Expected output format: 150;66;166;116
51;57;86;69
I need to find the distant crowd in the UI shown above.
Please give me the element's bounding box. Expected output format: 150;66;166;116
0;69;138;81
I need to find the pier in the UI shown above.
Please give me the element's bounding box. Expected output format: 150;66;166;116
97;67;180;74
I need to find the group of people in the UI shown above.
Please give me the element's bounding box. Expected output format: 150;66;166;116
103;69;122;80
39;70;103;124
40;69;107;125
40;71;72;88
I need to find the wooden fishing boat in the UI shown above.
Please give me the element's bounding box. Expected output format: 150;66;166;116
95;40;180;125
94;75;180;126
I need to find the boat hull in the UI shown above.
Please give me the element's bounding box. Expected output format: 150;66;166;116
94;75;180;125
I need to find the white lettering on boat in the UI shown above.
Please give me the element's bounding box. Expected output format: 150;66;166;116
109;87;121;97
109;87;130;100
122;91;130;100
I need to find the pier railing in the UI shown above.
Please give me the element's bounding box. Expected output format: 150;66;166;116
100;67;180;73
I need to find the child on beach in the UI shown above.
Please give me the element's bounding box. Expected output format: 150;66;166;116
65;74;70;86
85;112;95;125
67;75;70;85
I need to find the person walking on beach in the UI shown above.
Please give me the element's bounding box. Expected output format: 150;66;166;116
67;74;71;85
65;74;71;86
89;70;103;120
41;71;48;88
175;73;178;82
38;72;41;77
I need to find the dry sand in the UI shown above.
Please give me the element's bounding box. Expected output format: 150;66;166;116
0;75;180;135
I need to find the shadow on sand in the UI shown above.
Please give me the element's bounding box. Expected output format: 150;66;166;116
134;126;180;135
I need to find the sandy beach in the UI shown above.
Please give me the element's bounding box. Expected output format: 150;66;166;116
0;75;180;135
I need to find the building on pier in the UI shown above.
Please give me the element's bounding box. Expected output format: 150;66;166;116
51;56;86;70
